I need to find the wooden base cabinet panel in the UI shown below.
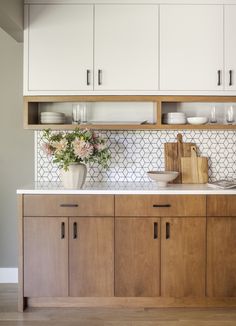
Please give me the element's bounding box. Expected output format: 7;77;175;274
161;218;206;297
115;218;160;297
69;218;114;297
24;217;68;297
207;217;236;297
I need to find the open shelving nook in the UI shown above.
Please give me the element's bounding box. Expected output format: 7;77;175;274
24;96;236;130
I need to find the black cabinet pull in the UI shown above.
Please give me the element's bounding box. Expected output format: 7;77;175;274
154;222;158;239
86;69;90;86
166;222;170;239
60;204;78;208
73;222;77;239
153;204;171;208
98;69;102;85
229;70;233;86
61;222;65;239
217;70;221;86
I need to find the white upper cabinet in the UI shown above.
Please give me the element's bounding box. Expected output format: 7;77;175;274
26;5;93;92
160;5;224;91
225;5;236;90
94;5;159;91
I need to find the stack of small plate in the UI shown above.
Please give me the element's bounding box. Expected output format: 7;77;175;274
40;112;66;124
163;112;186;125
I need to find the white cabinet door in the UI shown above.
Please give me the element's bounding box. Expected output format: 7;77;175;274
225;5;236;91
94;5;158;91
27;5;93;92
160;5;223;91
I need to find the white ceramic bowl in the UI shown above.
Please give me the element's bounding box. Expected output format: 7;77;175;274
147;171;179;187
187;117;208;125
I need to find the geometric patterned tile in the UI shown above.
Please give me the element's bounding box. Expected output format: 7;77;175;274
35;129;236;182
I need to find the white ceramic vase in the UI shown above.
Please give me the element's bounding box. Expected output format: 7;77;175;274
60;163;87;189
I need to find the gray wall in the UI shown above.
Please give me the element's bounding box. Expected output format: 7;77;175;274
0;27;34;267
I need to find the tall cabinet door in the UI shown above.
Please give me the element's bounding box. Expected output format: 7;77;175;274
24;217;68;297
94;5;159;91
69;217;114;297
115;218;160;297
225;6;236;90
161;218;206;297
27;5;93;92
160;5;223;91
207;217;236;297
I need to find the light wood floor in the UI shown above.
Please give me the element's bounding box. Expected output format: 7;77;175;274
0;284;236;326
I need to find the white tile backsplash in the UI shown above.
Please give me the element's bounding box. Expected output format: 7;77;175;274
35;130;236;182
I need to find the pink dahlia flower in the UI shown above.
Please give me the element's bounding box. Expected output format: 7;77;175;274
73;138;94;159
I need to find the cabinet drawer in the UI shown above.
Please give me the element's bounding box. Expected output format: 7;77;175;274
24;195;114;217
115;195;206;217
207;195;236;217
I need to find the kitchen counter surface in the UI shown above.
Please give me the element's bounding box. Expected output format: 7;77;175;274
17;182;236;195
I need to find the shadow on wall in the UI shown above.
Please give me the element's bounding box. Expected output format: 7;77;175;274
0;27;34;269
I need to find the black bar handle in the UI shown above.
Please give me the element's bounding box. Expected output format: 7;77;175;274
217;70;221;86
229;70;233;86
60;204;78;208
166;222;170;239
61;222;65;239
73;222;77;239
98;69;102;85
86;69;90;86
153;204;171;208
154;222;158;239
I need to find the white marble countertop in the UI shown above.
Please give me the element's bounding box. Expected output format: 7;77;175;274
17;182;236;195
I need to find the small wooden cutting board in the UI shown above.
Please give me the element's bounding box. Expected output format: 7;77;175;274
164;134;195;183
181;146;208;184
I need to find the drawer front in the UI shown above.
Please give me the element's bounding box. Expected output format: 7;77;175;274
24;195;114;217
115;195;206;217
207;195;236;217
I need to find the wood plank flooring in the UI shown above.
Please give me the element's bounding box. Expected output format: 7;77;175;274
0;284;236;325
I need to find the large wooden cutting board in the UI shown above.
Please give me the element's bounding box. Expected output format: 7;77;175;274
164;134;195;183
181;146;208;184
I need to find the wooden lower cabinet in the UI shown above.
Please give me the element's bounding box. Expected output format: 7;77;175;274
69;217;114;297
115;218;160;297
24;217;69;297
161;217;206;297
207;217;236;297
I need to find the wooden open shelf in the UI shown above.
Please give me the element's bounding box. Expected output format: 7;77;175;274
24;95;236;130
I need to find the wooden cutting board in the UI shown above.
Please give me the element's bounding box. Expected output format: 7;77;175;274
181;146;208;184
164;134;195;183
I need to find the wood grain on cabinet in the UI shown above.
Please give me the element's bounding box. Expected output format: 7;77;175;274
207;217;236;297
207;195;236;217
24;195;114;217
115;195;206;217
115;218;160;297
24;217;68;297
161;217;206;297
69;217;114;297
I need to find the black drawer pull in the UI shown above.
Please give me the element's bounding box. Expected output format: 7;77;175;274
60;204;79;208
61;222;65;239
154;222;158;239
166;222;170;239
153;204;171;208
73;222;77;239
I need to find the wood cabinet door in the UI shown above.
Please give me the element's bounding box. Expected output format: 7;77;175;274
225;6;236;90
94;5;158;91
26;4;93;92
24;217;68;297
69;218;114;297
161;217;206;297
160;5;223;91
207;217;236;297
115;218;160;297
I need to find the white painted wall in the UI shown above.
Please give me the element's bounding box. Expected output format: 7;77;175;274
0;0;23;42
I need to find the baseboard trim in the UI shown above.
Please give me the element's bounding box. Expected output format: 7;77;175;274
0;268;18;283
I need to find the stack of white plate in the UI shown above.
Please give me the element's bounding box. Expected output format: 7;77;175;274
163;112;186;125
40;112;66;124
